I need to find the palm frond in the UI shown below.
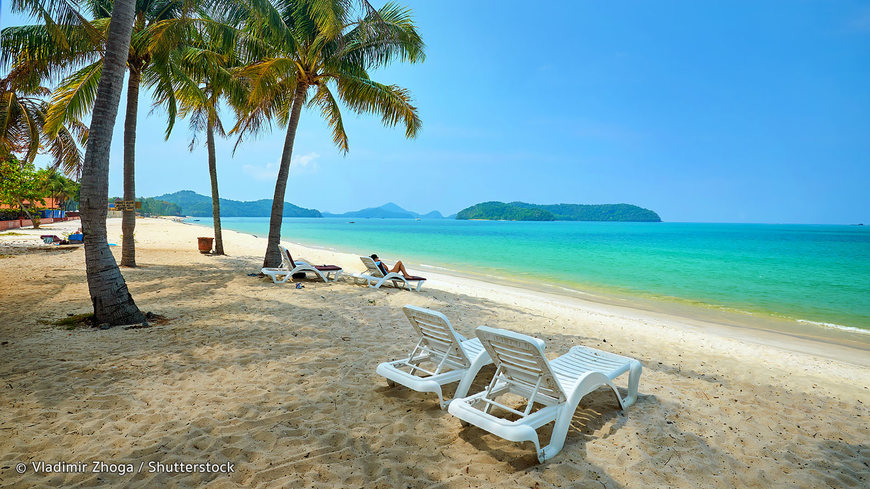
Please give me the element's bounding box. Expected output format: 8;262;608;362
309;82;348;152
47;122;84;177
1;22;105;86
336;73;420;138
44;60;103;137
10;0;103;45
339;2;425;69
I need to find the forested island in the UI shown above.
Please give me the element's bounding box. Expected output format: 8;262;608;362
455;201;661;222
120;191;321;217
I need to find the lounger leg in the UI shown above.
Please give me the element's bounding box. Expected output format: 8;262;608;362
540;372;619;463
623;360;642;408
415;281;423;292
449;352;493;408
272;273;290;284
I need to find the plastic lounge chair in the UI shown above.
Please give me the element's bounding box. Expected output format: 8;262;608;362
355;256;426;292
261;245;342;283
376;305;492;409
448;326;642;463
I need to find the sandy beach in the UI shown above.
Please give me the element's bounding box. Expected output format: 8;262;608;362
1;217;868;488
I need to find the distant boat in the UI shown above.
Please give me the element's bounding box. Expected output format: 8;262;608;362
415;218;421;221
348;221;355;224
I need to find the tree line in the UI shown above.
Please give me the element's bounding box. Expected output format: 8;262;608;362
0;154;79;226
1;0;424;325
456;201;662;222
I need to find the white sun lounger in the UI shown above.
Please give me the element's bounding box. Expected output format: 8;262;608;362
447;326;642;462
261;245;342;283
376;305;492;409
355;256;426;292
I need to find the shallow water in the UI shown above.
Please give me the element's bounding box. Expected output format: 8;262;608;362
202;218;870;332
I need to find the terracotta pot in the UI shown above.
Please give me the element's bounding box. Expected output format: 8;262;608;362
197;236;214;254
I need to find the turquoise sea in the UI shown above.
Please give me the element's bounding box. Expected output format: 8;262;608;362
200;218;870;333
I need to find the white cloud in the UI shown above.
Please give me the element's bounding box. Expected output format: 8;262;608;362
242;152;320;180
242;161;279;180
292;152;320;173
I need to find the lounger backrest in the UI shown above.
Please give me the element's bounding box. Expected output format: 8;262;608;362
360;256;385;278
279;245;297;269
475;326;566;405
403;305;471;369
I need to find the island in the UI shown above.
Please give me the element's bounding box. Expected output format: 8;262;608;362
322;202;445;219
131;190;321;217
455;201;661;222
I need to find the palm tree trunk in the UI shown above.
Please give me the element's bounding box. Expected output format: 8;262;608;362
206;118;224;255
120;67;140;267
263;84;307;268
79;0;145;326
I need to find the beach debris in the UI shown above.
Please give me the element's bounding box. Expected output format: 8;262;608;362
99;323;110;330
46;313;95;330
124;322;151;330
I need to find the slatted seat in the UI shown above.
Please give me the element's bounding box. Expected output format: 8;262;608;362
376;305;492;409
448;326;642;462
261;245;342;283
354;256;426;292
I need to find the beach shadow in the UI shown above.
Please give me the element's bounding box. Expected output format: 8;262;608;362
5;256;869;488
455;387;630;470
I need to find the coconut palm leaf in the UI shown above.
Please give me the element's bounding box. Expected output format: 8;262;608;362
309;82;348;152
334;73;419;138
44;60;103;137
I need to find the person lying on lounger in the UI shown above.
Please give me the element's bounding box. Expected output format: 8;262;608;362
370;254;412;279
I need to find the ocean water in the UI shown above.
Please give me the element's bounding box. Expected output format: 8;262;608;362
203;218;870;332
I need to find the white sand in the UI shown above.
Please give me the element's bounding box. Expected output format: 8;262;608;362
1;217;868;488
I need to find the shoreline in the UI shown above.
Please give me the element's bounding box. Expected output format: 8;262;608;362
182;217;870;365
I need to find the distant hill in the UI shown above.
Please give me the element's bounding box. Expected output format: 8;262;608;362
151;190;321;217
110;197;183;216
456;201;661;222
456;202;554;221
323;202;445;219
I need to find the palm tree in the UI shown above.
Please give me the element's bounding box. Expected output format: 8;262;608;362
16;0;189;267
5;0;145;324
0;72;88;178
232;0;425;268
40;169;79;210
154;13;249;256
77;0;147;325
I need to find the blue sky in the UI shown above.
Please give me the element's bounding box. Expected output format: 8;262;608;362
3;0;869;223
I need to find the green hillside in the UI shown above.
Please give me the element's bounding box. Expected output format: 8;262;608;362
511;202;661;222
455;202;555;221
456;201;661;222
152;191;321;217
110;197;182;216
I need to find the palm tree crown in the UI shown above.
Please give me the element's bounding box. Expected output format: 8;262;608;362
225;0;425;267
